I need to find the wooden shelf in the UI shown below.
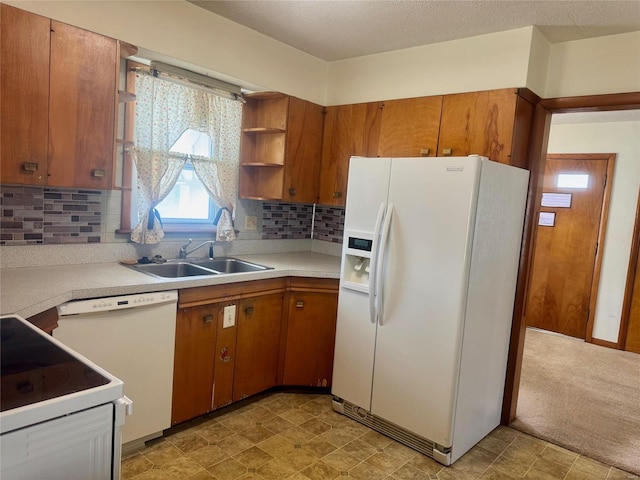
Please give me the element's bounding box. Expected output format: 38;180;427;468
245;91;287;101
242;162;283;167
243;127;285;134
119;41;138;59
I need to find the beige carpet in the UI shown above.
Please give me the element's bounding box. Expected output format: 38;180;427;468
510;328;640;475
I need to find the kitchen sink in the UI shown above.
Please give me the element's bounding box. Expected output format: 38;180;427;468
129;262;218;278
127;258;272;278
189;258;273;274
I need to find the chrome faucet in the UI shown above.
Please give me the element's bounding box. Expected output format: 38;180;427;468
179;239;215;259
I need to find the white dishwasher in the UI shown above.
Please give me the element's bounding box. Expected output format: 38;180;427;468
55;290;177;448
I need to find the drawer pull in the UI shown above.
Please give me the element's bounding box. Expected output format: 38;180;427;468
289;187;297;196
442;148;452;156
296;300;304;309
92;169;106;177
332;191;342;198
203;314;213;323
23;162;39;172
245;306;254;315
420;148;430;156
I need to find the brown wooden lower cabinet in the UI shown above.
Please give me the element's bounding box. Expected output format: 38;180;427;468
171;277;338;426
282;289;338;386
171;304;217;426
233;293;283;401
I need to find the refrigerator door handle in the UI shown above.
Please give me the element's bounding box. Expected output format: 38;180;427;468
369;202;386;324
376;203;394;326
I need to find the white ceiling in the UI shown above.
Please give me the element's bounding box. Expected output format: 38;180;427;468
189;0;640;62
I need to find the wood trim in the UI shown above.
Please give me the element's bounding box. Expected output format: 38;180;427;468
591;337;621;349
502;90;640;425
618;188;640;348
540;92;640;112
27;307;59;334
501;102;552;424
289;277;339;293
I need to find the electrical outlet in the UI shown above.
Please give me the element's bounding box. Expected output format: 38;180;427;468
223;305;236;328
244;215;257;231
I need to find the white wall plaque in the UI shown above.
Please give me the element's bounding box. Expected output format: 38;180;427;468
538;212;556;226
541;192;572;208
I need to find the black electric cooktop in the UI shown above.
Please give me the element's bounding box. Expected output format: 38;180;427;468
0;316;110;411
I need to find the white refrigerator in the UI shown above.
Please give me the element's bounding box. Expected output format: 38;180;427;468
331;155;529;465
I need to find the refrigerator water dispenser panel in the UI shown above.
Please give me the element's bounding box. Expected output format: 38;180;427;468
342;231;374;294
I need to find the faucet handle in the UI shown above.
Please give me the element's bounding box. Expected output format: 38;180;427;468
179;238;193;258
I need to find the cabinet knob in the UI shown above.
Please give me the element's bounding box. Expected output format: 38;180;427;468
245;306;254;315
442;148;452;156
332;191;341;198
420;148;430;156
23;162;39;172
203;314;214;323
289;187;296;196
92;169;106;177
295;300;304;309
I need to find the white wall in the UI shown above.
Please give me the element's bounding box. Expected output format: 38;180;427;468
5;2;640;105
547;117;640;343
3;0;328;105
325;27;535;105
545;31;640;98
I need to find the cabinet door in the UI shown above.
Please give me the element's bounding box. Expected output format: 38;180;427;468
233;294;283;401
318;102;382;206
172;305;217;425
0;5;50;185
437;89;518;164
283;292;338;386
378;96;442;157
48;21;117;189
212;302;237;410
282;97;324;203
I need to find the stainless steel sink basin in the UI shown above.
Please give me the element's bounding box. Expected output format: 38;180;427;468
129;262;218;279
126;258;272;278
190;258;272;274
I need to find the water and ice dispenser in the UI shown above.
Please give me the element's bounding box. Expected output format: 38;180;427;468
341;231;374;294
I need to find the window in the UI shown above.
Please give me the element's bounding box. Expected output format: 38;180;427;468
120;63;243;244
155;129;220;225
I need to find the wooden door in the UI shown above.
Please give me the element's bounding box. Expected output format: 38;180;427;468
624;250;640;353
212;302;237;410
318;102;382;206
378;96;442;157
438;89;517;164
171;305;217;425
622;189;640;353
233;293;283;401
282;97;324;203
525;154;613;339
283;291;338;386
1;4;50;185
48;21;117;189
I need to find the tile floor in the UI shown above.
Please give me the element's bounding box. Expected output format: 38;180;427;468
122;392;638;480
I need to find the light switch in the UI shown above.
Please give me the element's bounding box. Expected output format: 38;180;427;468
244;215;257;231
223;305;236;328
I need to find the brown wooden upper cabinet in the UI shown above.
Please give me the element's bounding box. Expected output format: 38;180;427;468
0;4;118;189
437;88;535;167
239;92;324;203
377;96;443;158
318;102;383;206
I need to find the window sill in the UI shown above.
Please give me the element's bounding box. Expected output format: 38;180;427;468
116;225;218;234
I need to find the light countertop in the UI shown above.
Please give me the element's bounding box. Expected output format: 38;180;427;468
1;252;341;318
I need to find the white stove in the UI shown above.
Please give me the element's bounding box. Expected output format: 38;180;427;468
1;315;130;479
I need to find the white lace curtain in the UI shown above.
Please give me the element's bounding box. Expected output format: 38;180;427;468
131;72;242;244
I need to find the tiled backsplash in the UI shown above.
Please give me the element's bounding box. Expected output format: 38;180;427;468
262;203;313;239
313;205;345;243
1;185;102;245
262;202;345;243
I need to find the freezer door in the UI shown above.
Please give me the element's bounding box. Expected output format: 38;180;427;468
370;156;481;447
332;157;391;410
